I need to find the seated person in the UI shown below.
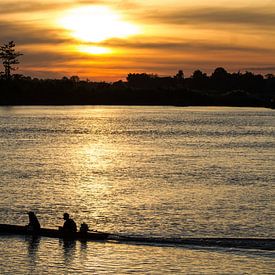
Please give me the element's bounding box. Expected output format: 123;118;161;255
26;211;41;232
79;222;89;237
61;213;77;236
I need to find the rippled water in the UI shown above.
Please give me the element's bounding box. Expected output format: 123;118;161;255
0;106;274;274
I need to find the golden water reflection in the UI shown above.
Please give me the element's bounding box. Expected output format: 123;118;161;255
0;236;273;274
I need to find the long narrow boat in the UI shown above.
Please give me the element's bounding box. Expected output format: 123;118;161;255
0;224;109;240
0;224;274;250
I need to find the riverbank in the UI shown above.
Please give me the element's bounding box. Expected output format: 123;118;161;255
1;70;274;108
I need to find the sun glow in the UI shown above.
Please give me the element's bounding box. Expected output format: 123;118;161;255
77;45;111;55
59;6;139;43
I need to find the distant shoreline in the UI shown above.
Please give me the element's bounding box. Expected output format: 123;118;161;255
1;69;274;109
0;103;274;109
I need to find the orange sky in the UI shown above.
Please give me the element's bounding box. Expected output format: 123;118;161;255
0;0;275;81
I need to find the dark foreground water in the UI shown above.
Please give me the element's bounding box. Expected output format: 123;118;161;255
0;106;274;274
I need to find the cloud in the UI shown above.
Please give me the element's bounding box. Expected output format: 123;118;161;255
95;38;275;53
21;52;73;66
0;1;70;14
140;7;275;28
0;21;73;45
76;0;140;9
1;2;274;80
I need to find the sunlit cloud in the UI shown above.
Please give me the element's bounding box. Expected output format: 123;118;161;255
58;6;140;43
0;1;68;14
77;45;111;55
0;21;72;45
98;38;275;53
137;7;275;29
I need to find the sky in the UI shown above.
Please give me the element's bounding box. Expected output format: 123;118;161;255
0;0;275;81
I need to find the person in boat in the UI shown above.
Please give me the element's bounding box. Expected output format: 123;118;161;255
26;211;41;232
79;222;89;237
61;213;77;236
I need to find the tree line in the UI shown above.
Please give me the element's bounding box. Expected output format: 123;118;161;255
0;41;274;108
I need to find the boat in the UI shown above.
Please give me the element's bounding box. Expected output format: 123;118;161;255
0;224;109;241
0;223;274;250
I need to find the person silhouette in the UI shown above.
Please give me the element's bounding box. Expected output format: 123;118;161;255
26;211;41;233
61;213;77;237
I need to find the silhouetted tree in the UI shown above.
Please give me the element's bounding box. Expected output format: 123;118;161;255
0;41;23;79
190;70;208;89
62;76;69;81
127;73;158;88
211;67;229;90
211;67;228;80
0;66;273;107
112;80;127;89
265;74;274;80
173;70;185;87
192;70;207;80
174;70;184;80
70;75;80;83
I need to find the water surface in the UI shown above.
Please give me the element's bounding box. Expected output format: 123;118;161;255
0;106;274;274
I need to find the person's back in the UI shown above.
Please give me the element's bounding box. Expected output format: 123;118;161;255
27;211;41;233
63;218;77;233
62;213;77;237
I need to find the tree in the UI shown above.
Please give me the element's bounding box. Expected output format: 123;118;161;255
211;67;228;80
210;67;229;90
191;70;209;90
192;69;207;80
174;70;184;80
70;75;80;83
0;41;23;79
265;74;274;80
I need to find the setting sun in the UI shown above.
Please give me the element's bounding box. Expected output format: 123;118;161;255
0;0;275;273
1;0;274;80
58;6;139;43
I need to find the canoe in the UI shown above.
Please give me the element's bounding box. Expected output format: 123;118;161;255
0;224;109;240
0;223;274;250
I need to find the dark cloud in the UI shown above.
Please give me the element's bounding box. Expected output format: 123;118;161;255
0;21;73;45
76;0;139;9
21;52;73;66
0;1;70;14
95;38;275;53
140;7;275;28
0;0;140;16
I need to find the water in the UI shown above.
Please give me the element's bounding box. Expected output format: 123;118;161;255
0;106;274;274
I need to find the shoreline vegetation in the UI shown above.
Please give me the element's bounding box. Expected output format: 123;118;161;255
0;41;274;108
0;68;274;108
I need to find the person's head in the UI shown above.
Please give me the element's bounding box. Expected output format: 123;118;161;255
63;213;69;220
28;211;35;218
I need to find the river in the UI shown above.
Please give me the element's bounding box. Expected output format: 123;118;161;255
0;106;274;274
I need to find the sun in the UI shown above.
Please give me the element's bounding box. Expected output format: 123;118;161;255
58;6;139;43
